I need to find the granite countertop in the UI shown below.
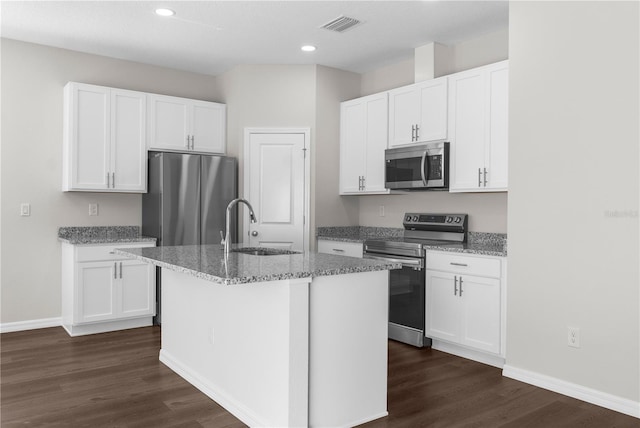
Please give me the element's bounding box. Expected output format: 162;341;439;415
317;226;507;257
114;244;401;285
58;226;156;245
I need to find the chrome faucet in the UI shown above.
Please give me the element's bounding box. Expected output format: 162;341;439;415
221;198;257;256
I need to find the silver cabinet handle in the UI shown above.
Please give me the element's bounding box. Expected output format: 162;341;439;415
119;262;123;279
411;125;416;142
483;167;488;187
106;173;110;188
454;275;458;296
415;124;419;140
114;262;117;279
190;135;195;150
186;135;190;149
450;262;468;267
332;248;345;253
362;176;366;190
478;168;482;187
112;172;115;188
459;277;464;296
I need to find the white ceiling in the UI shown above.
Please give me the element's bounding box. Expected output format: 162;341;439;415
1;1;509;76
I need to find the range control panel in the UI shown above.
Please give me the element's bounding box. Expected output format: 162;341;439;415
403;213;468;227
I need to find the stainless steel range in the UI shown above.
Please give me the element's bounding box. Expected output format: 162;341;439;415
364;213;468;347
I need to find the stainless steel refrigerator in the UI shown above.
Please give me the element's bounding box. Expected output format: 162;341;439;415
142;151;237;324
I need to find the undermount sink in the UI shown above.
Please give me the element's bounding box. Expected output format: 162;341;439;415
232;247;300;256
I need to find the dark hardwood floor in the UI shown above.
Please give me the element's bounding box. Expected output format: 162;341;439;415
1;326;637;427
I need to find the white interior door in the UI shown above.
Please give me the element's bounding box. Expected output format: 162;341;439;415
245;130;309;251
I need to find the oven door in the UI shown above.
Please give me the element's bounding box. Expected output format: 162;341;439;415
364;253;427;347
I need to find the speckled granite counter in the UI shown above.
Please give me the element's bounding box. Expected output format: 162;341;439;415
317;227;507;257
316;226;404;243
58;226;156;244
115;244;401;285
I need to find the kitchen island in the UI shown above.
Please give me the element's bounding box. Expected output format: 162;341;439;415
115;244;400;428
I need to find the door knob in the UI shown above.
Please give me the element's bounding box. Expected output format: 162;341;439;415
251;231;259;237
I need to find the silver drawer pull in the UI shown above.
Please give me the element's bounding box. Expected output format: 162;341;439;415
332;248;345;253
459;277;464;296
450;262;468;267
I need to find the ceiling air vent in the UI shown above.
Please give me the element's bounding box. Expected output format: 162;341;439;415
320;15;361;33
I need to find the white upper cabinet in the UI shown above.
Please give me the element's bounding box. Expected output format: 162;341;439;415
449;60;509;192
63;82;147;192
339;92;390;195
388;77;448;148
148;94;226;154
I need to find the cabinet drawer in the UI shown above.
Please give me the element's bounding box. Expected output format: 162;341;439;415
426;251;501;278
317;240;363;258
75;242;155;262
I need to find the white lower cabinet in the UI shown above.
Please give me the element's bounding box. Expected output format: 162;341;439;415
425;251;505;360
317;239;363;258
62;242;156;336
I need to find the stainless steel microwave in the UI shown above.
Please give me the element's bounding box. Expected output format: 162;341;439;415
385;142;449;190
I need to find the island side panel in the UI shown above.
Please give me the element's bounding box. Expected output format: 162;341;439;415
309;269;389;427
159;269;310;428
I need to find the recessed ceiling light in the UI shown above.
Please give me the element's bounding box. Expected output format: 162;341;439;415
301;45;317;52
155;8;175;17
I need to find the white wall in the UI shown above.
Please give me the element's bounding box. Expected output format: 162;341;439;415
357;27;509;233
0;39;220;324
314;66;362;230
507;1;639;405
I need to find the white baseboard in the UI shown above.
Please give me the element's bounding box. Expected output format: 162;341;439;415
503;364;640;419
0;317;62;333
432;339;505;369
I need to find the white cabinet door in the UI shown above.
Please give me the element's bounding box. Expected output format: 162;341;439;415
460;275;501;354
65;83;110;190
191;101;226;154
363;93;389;192
148;95;226;154
426;252;503;355
485;64;509;191
417;78;448;143
449;60;509;192
340;99;367;193
63;82;147;193
449;69;486;191
111;89;147;191
339;92;390;195
388;77;447;148
388;85;421;148
425;270;459;342
77;261;117;323
120;261;155;317
148;94;190;151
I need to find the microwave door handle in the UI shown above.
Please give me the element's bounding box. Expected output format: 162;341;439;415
420;151;429;186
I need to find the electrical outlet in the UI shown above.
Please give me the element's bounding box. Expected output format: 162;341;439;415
379;205;385;217
568;327;580;348
89;203;98;216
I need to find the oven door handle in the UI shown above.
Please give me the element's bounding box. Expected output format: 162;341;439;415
364;253;423;270
420;150;429;186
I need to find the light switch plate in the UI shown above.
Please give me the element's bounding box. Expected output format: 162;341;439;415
20;203;31;217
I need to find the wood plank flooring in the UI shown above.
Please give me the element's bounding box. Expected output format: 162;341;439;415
1;326;637;427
